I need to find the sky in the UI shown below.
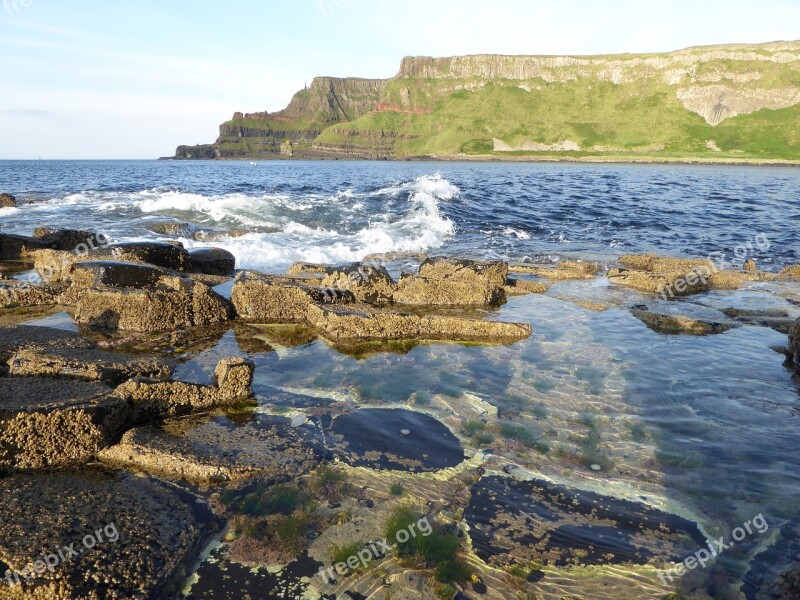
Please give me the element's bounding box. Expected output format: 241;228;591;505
1;0;798;159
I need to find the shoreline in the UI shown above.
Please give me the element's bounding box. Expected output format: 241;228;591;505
160;153;800;167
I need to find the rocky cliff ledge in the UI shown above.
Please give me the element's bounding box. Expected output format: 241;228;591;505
169;41;800;162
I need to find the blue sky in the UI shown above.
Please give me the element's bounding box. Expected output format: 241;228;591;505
1;0;798;159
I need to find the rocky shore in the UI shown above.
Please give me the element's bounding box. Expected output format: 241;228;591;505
1;226;799;599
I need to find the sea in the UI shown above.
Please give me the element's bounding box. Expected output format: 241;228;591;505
1;160;799;599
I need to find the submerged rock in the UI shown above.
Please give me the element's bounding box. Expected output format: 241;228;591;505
306;303;532;342
0;377;129;469
630;305;736;335
331;408;465;471
188;247;236;276
231;271;355;322
99;412;323;484
464;475;705;569
0;470;219;598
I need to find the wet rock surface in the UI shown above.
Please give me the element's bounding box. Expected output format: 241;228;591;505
0;193;16;208
0;470;220;599
307;303;531;342
465;475;706;568
99;412;324;484
331;408;465;471
89;241;190;271
188;248;236;276
70;260;168;289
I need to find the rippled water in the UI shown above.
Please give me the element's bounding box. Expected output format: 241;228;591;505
3;160;800;598
2;160;799;271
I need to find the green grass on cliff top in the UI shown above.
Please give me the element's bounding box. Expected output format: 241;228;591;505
313;77;800;161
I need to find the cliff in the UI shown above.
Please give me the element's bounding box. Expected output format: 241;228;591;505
171;41;800;162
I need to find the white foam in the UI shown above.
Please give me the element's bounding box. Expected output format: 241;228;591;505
0;207;18;217
180;174;459;272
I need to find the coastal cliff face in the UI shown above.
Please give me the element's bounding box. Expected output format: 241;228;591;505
172;41;800;161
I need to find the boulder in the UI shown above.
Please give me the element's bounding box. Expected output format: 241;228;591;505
112;357;255;417
0;233;47;260
419;256;508;288
0;471;219;598
74;279;231;332
31;227;105;252
321;262;396;303
99;412;322;484
70;260;168;289
306;303;532;342
0;377;130;469
0;193;16;208
231;271;355;322
393;274;506;306
188;247;236;276
91;241;190;271
393;256;508;306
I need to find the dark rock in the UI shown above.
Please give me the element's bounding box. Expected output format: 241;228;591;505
91;241;190;271
71;260;168;289
189;247;236;276
0;470;220;598
31;227;106;252
0;193;16;208
0;233;47;260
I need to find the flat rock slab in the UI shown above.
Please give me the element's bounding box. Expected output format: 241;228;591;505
307;303;532;342
330;408;465;472
0;377;129;469
7;346;174;385
89;241;190;271
99;412;324;484
464;475;706;569
231;272;355;322
0;470;219;598
629;301;738;335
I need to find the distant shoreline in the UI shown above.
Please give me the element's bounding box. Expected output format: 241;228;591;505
159;153;800;167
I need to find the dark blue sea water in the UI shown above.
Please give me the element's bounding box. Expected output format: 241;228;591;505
3;160;800;598
1;160;798;272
